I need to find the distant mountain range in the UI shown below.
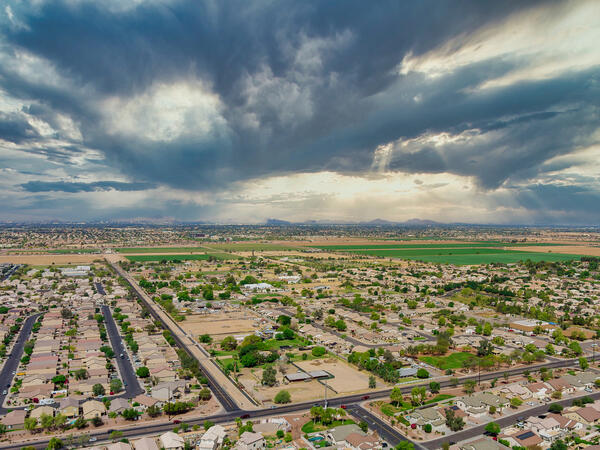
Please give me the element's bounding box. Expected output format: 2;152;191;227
265;218;441;226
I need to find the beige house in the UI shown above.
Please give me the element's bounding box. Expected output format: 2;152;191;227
59;398;80;418
30;405;55;420
82;400;106;420
0;410;27;429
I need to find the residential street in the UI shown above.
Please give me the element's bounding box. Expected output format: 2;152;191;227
0;313;42;414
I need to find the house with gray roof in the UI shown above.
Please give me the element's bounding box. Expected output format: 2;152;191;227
455;392;508;417
405;407;445;430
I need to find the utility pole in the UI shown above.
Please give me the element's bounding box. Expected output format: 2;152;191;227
324;379;328;409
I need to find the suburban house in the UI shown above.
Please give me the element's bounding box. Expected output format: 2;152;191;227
133;437;160;450
0;410;26;430
525;416;564;442
564;406;600;425
405;407;445;430
235;431;266;450
501;430;543;449
460;437;505;450
326;424;367;446
59;398;80;418
30;405;55;420
454;392;508;417
82;399;106;420
525;382;552;399
109;398;131;415
198;425;227;450
160;431;185;450
546;378;575;395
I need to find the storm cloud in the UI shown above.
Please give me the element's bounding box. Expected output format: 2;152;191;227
0;0;598;223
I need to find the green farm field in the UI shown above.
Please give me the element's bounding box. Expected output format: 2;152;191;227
124;253;239;262
332;247;582;265
116;247;210;253
203;242;301;251
315;242;559;250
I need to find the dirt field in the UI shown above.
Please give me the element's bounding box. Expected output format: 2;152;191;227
505;245;600;256
0;254;104;265
237;367;332;404
295;358;374;393
179;311;260;338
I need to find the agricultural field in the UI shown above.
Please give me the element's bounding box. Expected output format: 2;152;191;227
327;247;582;265
116;246;210;253
124;253;239;262
202;242;302;251
314;242;560;250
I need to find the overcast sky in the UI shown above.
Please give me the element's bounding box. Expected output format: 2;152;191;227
0;0;598;224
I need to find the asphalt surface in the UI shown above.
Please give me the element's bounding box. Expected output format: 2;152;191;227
0;313;42;414
422;389;600;449
108;264;243;412
101;304;144;398
346;404;428;450
0;264;20;282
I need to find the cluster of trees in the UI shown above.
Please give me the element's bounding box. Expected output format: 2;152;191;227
348;350;401;383
324;315;347;331
236;335;279;368
309;406;346;424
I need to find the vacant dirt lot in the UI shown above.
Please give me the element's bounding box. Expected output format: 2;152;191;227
237;367;331;404
179;311;260;338
295;358;374;393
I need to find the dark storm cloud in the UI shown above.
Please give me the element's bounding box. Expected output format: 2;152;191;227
0;0;598;223
0;112;39;143
1;0;565;188
20;180;155;193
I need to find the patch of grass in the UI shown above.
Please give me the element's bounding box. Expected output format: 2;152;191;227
425;394;454;404
301;419;355;433
316;242;560;250
419;352;473;370
48;248;101;254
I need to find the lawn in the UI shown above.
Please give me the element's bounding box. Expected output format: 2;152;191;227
425;394;455;404
419;352;474;369
301;419;355;433
125;253;239;262
48;248;101;254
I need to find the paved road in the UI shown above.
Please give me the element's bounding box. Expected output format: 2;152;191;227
423;389;600;449
0;264;20;282
101;304;144;398
346;404;428;450
108;262;249;411
0;313;42;414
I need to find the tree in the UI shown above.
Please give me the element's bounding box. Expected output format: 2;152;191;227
390;387;403;406
395;443;414;450
40;413;54;430
484;422;500;436
53;414;67;429
429;381;440;394
204;420;215;431
463;380;476;394
147;405;162;417
47;437;63;450
51;375;66;386
24;417;38;432
74;368;88;380
423;423;432;433
569;341;582;356
198;388;212;401
416;368;429;379
510;397;523;408
122;409;140;420
411;386;427;406
136;366;150;378
312;346;326;357
368;375;376;389
489;405;496;414
445;409;465;432
549;440;568;450
92;416;103;427
274;390;291;404
199;334;213;344
483;322;492;336
358;421;368;433
548;403;563;413
262;366;277;387
579;357;589;370
110;379;123;393
477;339;493;357
73;416;87;429
220;336;237;351
92;383;105;397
